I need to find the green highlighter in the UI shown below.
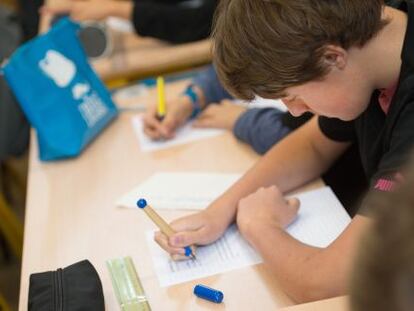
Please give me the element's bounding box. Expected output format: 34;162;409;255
106;256;151;311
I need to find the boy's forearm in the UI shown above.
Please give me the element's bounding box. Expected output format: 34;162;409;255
244;224;339;303
242;215;370;303
225;117;337;198
192;65;233;106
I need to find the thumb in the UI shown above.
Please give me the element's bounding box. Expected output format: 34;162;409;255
287;197;300;214
168;216;207;247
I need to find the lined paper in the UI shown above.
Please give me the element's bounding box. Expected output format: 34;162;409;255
146;224;262;287
286;186;351;247
146;186;351;286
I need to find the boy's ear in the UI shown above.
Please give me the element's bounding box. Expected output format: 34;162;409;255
322;45;347;70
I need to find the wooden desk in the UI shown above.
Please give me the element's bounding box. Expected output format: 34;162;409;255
39;4;212;82
281;296;349;311
18;82;276;310
18;80;345;310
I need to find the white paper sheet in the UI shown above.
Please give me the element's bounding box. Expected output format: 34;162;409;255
146;186;351;286
248;97;288;111
106;17;134;33
131;116;224;152
286;186;351;248
116;172;241;210
146;224;262;287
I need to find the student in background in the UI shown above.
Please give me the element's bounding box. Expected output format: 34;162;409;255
41;0;217;43
144;65;367;215
351;154;414;311
144;65;311;154
154;0;414;303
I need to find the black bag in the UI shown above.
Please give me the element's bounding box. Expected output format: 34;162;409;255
28;260;105;311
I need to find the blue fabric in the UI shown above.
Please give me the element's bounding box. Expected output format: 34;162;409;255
192;65;292;154
192;65;232;104
183;84;202;119
2;18;118;161
234;108;292;155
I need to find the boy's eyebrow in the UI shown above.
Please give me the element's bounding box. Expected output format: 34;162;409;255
283;94;297;101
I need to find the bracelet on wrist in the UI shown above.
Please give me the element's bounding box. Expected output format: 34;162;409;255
182;84;202;119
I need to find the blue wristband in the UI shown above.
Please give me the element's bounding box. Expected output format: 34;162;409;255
183;84;202;119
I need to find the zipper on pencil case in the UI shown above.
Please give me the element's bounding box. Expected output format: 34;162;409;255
54;268;64;311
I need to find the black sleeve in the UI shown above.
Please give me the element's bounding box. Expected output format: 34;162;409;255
131;0;216;43
318;116;356;142
358;101;414;215
369;103;414;189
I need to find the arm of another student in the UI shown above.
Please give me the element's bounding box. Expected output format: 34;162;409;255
192;65;233;104
193;105;293;154
41;0;133;22
144;65;231;139
232;108;294;154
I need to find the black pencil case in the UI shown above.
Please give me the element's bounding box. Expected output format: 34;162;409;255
28;259;105;311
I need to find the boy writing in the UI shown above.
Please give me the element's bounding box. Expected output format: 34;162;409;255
155;0;414;303
144;65;366;213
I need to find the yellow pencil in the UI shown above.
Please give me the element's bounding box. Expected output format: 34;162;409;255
137;198;196;259
156;76;166;119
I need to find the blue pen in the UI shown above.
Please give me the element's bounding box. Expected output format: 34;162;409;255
137;198;196;259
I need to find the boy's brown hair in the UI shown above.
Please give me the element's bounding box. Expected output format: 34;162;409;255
212;0;388;100
351;158;414;311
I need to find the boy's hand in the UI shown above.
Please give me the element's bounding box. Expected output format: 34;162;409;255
143;95;193;140
237;186;300;239
40;0;116;22
154;208;230;259
193;100;247;131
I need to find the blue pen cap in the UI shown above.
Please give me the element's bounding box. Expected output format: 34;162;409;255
193;284;223;303
137;198;147;208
